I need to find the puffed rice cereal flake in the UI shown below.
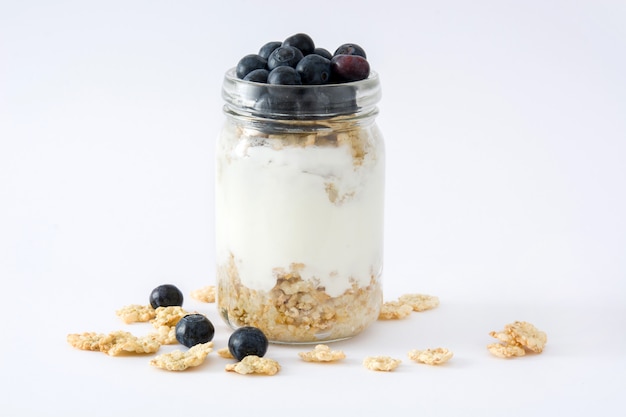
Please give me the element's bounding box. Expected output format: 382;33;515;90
150;342;214;371
408;348;453;365
363;356;401;371
225;355;280;376
298;344;346;362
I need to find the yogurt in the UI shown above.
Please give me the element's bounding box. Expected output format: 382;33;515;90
216;126;384;297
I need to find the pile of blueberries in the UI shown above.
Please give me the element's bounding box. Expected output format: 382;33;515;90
236;33;371;85
150;284;268;361
230;34;373;116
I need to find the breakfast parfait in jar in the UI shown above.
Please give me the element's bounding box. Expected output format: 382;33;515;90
216;33;385;343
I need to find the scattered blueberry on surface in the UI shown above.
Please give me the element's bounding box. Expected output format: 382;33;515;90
228;326;269;361
149;284;183;309
330;54;370;82
175;314;215;348
296;54;331;85
258;41;282;59
282;32;315;56
333;43;367;59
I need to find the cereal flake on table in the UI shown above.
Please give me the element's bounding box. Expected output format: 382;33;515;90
115;304;156;324
148;325;177;345
363;356;401;371
190;285;216;303
225;355;280;376
408;348;453;365
150;342;214;371
96;331;161;356
150;306;189;328
217;347;234;359
378;301;413;320
489;329;519;346
298;344;346;362
66;332;104;352
487;321;547;358
67;330;160;356
506;321;547;353
487;342;526;358
398;293;440;312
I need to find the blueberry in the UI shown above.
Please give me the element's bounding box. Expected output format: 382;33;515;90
236;54;268;79
330;54;370;82
328;84;357;112
258;41;282;59
243;68;269;83
228;326;269;361
282;33;315;56
254;91;299;114
267;46;304;70
296;54;331;85
175;314;215;347
313;47;332;60
149;284;183;309
333;43;367;59
296;88;333;114
268;66;302;85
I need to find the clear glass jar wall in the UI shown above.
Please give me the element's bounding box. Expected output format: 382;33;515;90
215;69;385;343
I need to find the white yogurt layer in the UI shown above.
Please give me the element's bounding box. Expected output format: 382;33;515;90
215;127;385;298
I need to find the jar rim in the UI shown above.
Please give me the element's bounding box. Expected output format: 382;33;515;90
221;68;381;119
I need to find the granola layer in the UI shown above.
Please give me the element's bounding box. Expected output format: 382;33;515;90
217;255;382;343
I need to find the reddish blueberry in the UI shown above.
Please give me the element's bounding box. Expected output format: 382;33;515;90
330;54;370;82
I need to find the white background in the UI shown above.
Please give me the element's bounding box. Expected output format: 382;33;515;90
1;0;625;415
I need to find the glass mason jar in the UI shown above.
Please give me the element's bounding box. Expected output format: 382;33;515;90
215;68;385;343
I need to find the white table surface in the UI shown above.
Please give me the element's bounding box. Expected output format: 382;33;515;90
2;1;625;416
